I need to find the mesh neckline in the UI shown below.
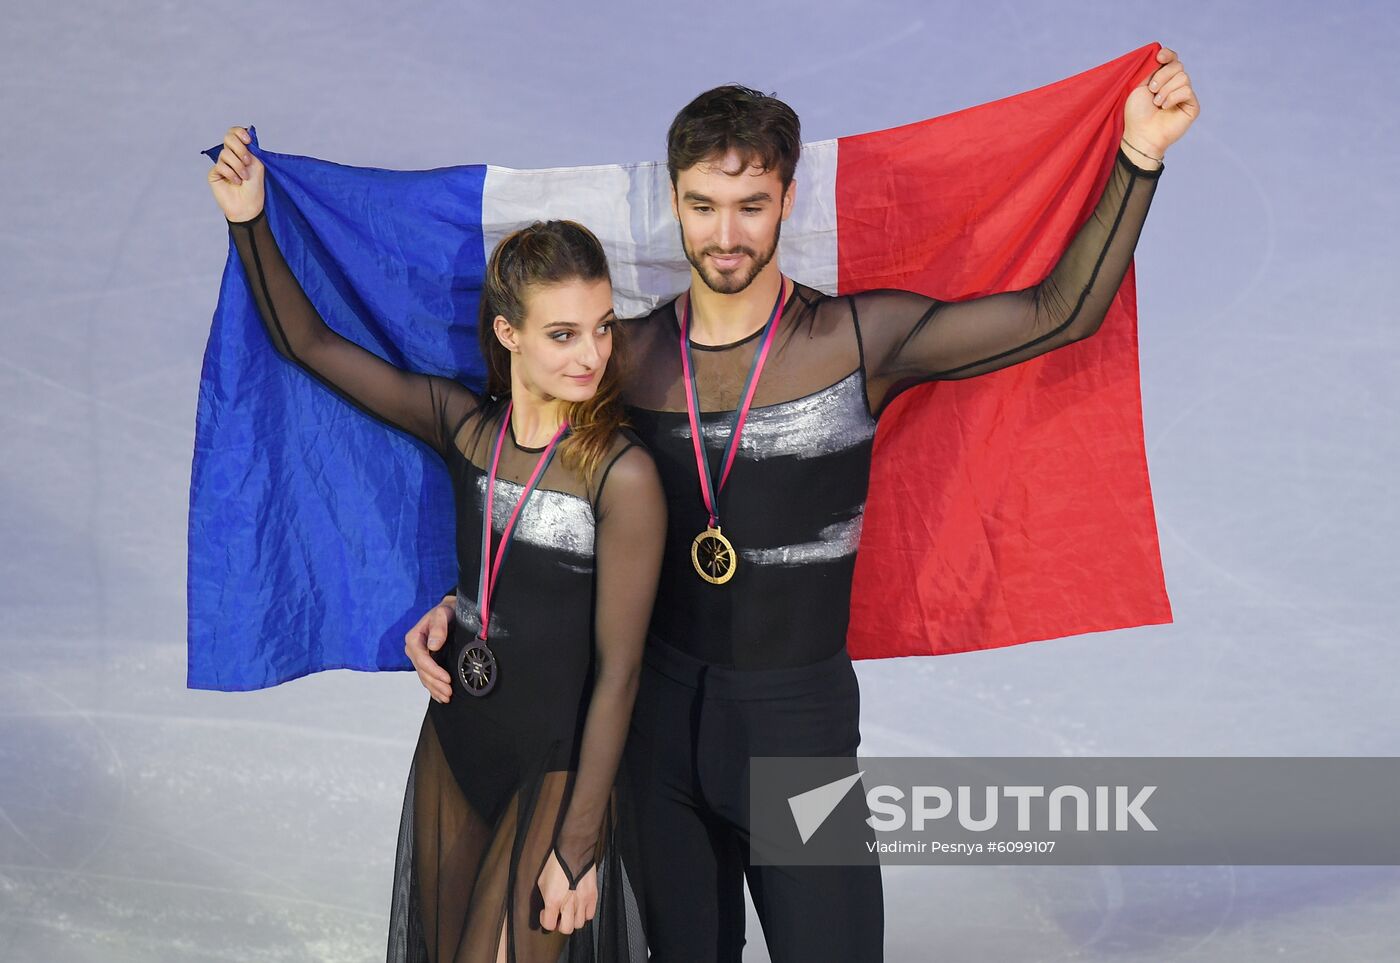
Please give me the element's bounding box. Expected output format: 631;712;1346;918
500;408;550;453
666;280;806;352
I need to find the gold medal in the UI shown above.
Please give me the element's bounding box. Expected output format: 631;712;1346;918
692;525;736;584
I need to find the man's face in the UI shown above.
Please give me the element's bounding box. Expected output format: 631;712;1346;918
671;148;795;295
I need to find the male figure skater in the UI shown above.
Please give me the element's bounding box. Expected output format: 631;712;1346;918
405;46;1197;961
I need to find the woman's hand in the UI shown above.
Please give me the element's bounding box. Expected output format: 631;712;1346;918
207;126;265;222
1123;45;1199;160
537;849;598;936
404;595;457;703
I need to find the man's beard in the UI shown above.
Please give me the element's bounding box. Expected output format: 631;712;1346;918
682;219;782;295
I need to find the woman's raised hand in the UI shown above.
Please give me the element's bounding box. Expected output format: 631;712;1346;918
207;126;265;222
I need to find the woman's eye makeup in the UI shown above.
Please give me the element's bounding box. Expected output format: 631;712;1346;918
545;316;613;342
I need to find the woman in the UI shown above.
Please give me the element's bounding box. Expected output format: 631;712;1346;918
208;126;666;963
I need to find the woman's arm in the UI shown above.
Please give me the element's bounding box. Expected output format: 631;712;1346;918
541;443;665;922
211;128;477;457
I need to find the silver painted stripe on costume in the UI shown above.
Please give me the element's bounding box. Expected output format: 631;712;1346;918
668;369;875;459
479;137;839;319
738;512;865;567
473;475;596;558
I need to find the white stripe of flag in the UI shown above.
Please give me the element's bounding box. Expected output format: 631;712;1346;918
481;139;839;318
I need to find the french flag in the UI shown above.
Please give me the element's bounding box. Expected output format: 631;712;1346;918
190;42;1171;690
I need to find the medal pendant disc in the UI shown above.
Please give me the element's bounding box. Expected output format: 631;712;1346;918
457;640;497;696
691;526;736;585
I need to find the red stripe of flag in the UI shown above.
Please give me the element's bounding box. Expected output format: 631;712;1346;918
839;43;1174;660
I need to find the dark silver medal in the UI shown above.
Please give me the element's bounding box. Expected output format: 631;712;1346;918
457;638;497;696
465;403;568;697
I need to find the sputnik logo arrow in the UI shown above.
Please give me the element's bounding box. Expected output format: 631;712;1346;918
787;771;865;844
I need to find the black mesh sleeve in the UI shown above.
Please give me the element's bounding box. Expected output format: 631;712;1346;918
550;444;666;885
855;147;1164;412
226;208;478;459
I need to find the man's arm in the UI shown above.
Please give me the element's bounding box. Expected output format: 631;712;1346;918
855;143;1163;414
855;47;1195;415
403;590;458;702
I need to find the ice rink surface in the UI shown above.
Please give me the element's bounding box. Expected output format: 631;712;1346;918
3;1;1398;959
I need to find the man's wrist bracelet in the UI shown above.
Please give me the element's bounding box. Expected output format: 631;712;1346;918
1120;135;1164;163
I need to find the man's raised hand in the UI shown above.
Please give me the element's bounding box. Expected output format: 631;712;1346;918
1124;45;1199;159
404;595;457;703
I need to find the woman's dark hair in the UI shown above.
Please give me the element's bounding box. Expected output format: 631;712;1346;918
478;220;626;486
666;84;802;188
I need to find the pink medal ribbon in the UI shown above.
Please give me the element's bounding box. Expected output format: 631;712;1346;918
457;402;569;695
678;276;788;584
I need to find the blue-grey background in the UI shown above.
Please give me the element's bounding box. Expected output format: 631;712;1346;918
3;1;1395;959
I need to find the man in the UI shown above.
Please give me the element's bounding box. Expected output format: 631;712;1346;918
406;47;1196;961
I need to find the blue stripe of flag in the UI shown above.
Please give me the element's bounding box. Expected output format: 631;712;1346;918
188;127;488;690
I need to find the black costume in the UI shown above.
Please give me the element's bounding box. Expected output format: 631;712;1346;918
227;208;666;963
620;148;1163;961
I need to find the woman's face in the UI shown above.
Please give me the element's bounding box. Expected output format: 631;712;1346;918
495;277;616;403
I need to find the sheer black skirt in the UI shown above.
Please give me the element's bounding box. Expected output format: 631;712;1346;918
386;671;647;962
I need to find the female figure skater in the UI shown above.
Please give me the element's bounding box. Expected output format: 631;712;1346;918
208;126;666;962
